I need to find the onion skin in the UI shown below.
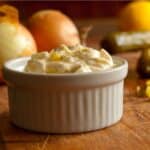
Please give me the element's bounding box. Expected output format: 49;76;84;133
0;5;37;82
0;22;37;81
27;10;80;51
0;22;37;67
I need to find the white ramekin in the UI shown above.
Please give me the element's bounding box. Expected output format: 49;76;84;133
3;56;128;133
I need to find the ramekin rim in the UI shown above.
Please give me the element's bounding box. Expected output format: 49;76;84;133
3;56;128;78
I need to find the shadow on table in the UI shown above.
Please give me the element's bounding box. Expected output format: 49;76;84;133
0;112;7;150
0;134;6;150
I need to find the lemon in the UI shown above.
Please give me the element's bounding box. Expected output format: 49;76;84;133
119;1;150;31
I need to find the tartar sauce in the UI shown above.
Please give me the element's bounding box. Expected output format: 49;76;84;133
24;45;114;73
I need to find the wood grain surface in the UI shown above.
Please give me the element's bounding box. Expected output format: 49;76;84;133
0;43;150;149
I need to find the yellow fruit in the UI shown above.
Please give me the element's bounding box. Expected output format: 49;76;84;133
119;1;150;31
145;85;150;97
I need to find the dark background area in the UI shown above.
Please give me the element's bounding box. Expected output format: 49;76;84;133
1;1;130;20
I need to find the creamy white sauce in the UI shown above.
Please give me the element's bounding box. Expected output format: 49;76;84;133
24;45;114;73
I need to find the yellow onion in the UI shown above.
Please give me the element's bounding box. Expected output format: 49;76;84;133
0;5;37;81
27;10;80;51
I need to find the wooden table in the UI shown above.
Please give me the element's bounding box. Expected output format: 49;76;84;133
0;38;150;150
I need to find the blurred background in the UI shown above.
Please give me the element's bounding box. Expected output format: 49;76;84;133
0;0;131;48
1;1;130;19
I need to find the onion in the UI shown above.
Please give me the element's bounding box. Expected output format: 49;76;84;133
27;10;80;51
0;5;37;81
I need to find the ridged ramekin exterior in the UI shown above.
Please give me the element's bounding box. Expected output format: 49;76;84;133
8;81;124;133
3;56;128;133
